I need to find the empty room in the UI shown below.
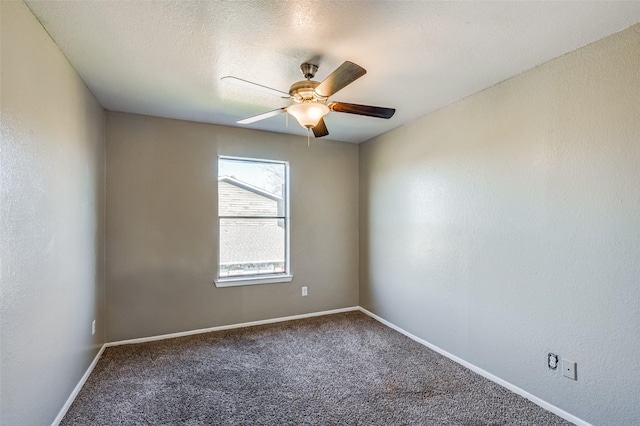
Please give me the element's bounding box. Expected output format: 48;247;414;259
1;1;639;425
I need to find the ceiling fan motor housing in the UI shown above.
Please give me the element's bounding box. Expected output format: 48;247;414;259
289;80;327;103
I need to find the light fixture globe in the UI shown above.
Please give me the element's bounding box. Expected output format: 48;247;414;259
287;102;329;129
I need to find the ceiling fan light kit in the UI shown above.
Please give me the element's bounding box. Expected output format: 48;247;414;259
223;61;396;139
287;102;330;129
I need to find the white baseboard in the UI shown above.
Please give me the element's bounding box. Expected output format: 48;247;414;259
106;306;360;347
51;344;105;426
358;307;590;426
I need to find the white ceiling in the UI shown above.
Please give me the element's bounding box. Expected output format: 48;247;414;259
26;1;640;143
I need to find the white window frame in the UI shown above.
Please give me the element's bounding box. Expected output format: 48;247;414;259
214;156;292;287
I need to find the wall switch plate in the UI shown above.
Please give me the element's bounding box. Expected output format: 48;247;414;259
562;359;577;380
301;286;308;296
92;320;96;336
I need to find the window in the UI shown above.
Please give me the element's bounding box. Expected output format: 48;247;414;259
215;156;291;287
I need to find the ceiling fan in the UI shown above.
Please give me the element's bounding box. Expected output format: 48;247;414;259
222;61;395;138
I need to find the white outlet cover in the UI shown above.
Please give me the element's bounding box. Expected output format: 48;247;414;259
548;353;559;369
562;359;577;380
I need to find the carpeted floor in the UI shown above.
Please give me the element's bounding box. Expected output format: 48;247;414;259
62;312;572;425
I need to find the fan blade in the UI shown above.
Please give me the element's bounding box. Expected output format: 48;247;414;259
221;76;290;98
328;102;395;119
314;61;366;98
237;108;287;124
312;118;329;138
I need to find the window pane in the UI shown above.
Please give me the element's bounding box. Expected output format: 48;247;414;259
219;159;285;217
218;156;289;282
219;218;285;278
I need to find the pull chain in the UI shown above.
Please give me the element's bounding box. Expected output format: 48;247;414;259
307;128;310;147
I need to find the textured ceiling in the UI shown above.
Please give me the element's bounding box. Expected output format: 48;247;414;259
25;1;640;143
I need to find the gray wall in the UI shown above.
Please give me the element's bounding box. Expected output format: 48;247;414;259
0;2;106;425
359;24;640;426
106;112;359;342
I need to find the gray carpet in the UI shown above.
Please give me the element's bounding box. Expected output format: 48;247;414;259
62;312;572;425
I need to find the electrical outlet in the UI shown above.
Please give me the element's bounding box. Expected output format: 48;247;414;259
301;286;308;296
562;359;577;380
548;353;559;370
92;320;96;336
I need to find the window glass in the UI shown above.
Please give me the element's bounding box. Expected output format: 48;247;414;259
218;157;289;280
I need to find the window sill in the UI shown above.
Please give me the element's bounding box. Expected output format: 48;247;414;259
214;274;293;288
